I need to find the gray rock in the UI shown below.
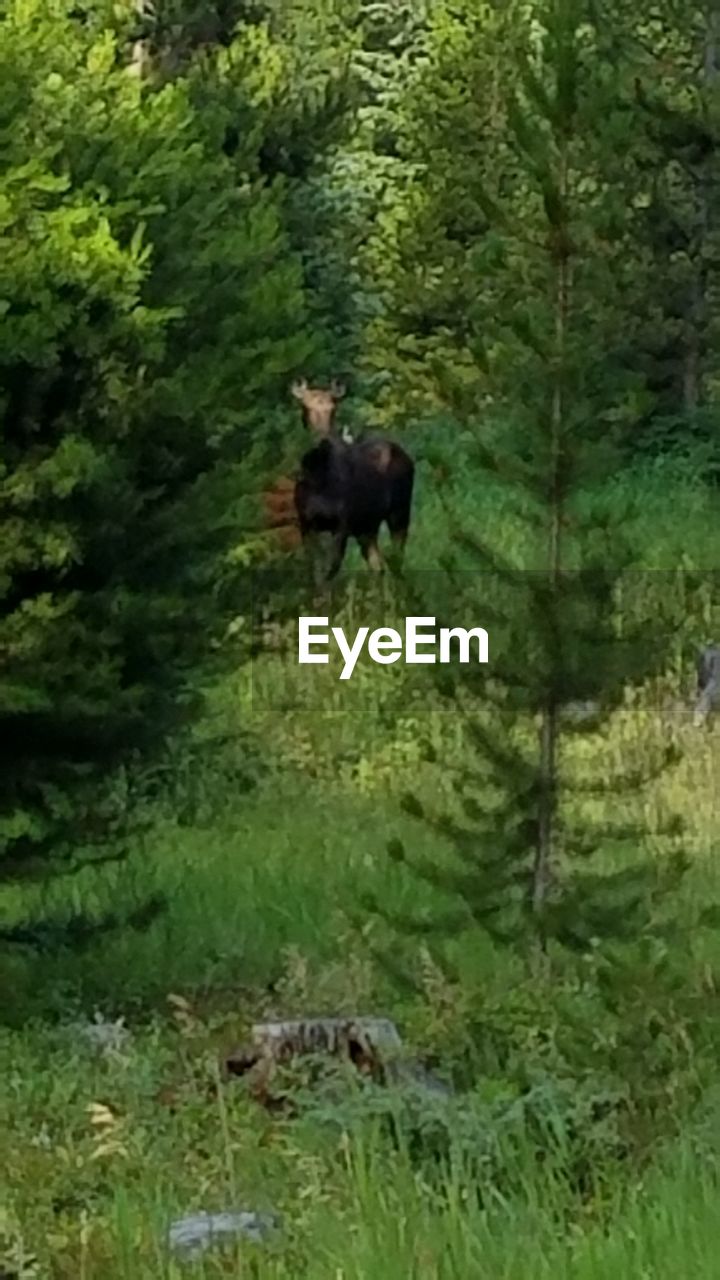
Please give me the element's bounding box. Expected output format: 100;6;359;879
168;1211;279;1260
67;1012;131;1057
390;1060;454;1098
560;699;601;725
694;644;720;726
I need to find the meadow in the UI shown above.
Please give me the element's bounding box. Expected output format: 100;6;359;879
3;456;720;1276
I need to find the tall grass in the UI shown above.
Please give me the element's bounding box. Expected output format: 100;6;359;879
4;459;720;1012
4;456;720;1275
3;1004;720;1279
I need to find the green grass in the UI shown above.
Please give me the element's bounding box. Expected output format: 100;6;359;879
5;456;720;1275
0;781;438;1018
3;1001;720;1278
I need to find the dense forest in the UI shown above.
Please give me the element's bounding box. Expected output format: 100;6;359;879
4;0;720;1274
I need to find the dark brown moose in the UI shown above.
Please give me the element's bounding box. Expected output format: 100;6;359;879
284;378;415;581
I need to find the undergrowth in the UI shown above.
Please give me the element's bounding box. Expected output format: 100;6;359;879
3;458;720;1274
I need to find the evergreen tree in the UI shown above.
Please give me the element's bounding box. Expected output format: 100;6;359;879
624;2;720;459
281;0;433;388
0;0;313;899
366;0;689;966
355;0;526;423
366;0;720;458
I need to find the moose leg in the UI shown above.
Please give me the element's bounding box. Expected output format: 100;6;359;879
389;526;408;555
326;531;349;581
386;457;414;567
299;528;323;586
385;512;410;573
358;534;385;572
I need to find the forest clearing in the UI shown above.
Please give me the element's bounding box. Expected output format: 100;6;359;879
4;1;720;1275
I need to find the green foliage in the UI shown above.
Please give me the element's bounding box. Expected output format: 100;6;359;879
279;0;433;387
6;1;720;1270
1;980;720;1277
346;0;720;461
364;2;693;967
0;0;314;887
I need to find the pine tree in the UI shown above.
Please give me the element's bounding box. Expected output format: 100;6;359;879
280;0;433;385
366;0;689;967
352;0;532;424
0;0;313;906
625;2;720;458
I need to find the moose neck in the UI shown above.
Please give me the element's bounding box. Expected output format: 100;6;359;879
307;421;339;442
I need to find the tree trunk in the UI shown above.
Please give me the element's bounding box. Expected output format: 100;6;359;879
683;5;718;410
532;133;570;947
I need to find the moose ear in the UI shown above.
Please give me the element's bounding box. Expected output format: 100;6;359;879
291;378;308;400
330;379;346;399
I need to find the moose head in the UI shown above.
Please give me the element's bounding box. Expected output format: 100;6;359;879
291;378;346;438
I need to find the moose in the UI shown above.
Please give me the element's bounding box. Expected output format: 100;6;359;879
274;378;415;581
